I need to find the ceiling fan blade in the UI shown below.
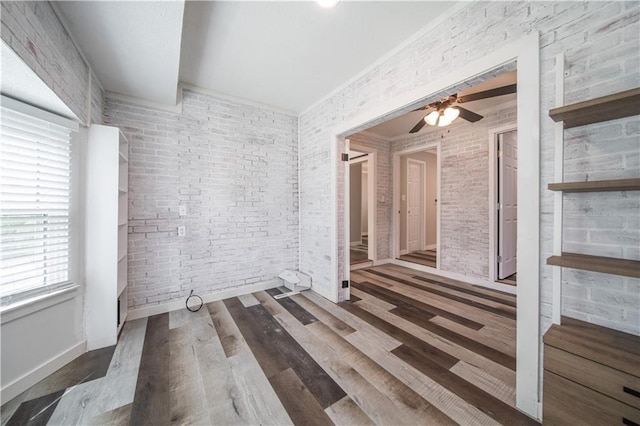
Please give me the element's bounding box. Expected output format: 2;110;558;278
457;84;517;103
409;117;427;133
457;107;483;123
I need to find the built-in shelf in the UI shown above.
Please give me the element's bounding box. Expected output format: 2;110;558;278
549;87;640;129
86;124;129;350
547;253;640;279
548;178;640;193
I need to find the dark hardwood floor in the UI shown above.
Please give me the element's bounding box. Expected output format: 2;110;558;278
350;236;369;265
1;264;537;425
398;249;437;268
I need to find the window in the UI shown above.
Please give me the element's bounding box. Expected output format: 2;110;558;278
1;97;78;304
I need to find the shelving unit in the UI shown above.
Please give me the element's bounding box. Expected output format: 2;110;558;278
547;253;640;279
85;125;129;350
543;317;640;424
547;55;640;325
548;87;640;129
548;178;640;193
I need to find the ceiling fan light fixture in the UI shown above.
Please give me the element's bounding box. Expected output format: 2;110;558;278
432;107;460;127
425;110;440;126
317;0;340;8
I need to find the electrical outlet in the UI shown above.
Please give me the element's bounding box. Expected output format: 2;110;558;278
178;226;186;237
179;205;187;216
342;280;349;288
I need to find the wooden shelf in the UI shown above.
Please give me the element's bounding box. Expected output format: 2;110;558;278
549;87;640;128
547;253;640;278
548;178;640;193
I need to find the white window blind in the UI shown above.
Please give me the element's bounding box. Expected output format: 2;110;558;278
1;102;75;301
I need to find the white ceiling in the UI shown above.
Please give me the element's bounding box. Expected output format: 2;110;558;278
56;1;185;105
365;70;517;139
54;1;458;114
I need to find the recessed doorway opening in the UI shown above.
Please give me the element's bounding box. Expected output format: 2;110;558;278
396;147;439;269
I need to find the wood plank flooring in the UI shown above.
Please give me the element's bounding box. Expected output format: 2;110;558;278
399;249;437;267
1;264;537;425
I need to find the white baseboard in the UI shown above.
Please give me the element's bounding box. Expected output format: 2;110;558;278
1;340;86;404
127;280;280;320
373;258;392;266
389;259;516;295
422;244;437;251
399;249;409;255
350;261;373;271
350;241;362;246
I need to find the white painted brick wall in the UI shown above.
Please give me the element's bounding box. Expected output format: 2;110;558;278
390;104;517;280
1;1;91;123
104;89;299;309
299;1;639;338
348;133;392;260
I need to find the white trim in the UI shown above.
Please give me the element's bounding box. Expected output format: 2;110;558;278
127;280;280;321
387;258;516;295
330;32;541;419
300;1;469;116
552;52;566;326
399;249;409;256
104;91;183;114
1;340;85;403
488;124;518;283
0;285;80;325
342;138;351;301
350;241;362;247
350;261;374;271
180;83;297;117
1;95;79;131
423;244;437;251
514;32;541;417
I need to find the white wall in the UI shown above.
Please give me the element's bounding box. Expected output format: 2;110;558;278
0;1;104;401
349;162;362;243
424;152;437;247
348;133;392;260
103;90;299;311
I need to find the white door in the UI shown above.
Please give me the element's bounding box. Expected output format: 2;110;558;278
407;160;422;252
498;130;517;279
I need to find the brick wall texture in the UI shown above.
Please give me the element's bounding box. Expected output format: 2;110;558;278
299;2;639;335
3;2;638;334
103;90;299;309
0;1;99;123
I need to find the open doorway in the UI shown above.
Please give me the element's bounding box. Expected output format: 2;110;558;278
349;150;369;265
348;145;376;268
335;33;539;419
489;126;518;286
397;148;438;268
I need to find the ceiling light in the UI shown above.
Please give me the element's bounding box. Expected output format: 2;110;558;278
317;0;340;8
424;107;460;127
425;110;440;126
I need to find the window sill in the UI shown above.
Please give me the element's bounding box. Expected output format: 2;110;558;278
0;284;80;325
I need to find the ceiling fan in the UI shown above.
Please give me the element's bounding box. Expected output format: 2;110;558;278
409;83;517;133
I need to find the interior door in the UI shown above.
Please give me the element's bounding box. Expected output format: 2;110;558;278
498;130;517;279
407;160;421;253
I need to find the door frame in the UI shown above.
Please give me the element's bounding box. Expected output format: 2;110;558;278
488;124;518;283
392;144;440;268
333;32;540;418
348;142;377;264
405;158;426;254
